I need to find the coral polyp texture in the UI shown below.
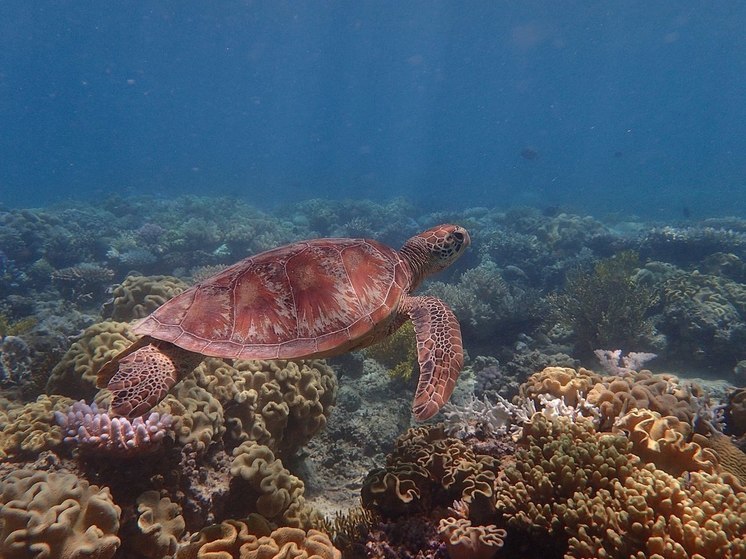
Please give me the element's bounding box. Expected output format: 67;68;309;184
55;400;173;456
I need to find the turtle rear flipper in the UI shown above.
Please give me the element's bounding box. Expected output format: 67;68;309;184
404;295;464;421
106;342;202;418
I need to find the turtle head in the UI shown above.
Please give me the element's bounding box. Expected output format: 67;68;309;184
402;224;470;283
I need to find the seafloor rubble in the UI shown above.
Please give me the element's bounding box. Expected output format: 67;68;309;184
1;196;746;558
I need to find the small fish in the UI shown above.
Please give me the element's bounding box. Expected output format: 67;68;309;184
520;146;539;160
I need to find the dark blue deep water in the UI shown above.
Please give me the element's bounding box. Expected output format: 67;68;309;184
2;2;746;218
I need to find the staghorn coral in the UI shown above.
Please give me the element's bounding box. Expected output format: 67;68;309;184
612;409;717;476
194;357;337;456
0;468;121;559
103;274;188;322
46;320;139;400
229;440;321;529
174;514;341;559
131;490;186;559
495;414;746;558
0;394;73;461
55;400;173;456
437;517;506;559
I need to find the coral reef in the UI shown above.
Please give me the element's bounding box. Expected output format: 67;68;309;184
0;394;73;461
55;400;173;456
549;250;656;355
0;468;121;559
46;320;139;400
129;491;186;558
103;274;188;322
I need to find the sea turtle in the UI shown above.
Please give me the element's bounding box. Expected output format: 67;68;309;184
97;224;470;421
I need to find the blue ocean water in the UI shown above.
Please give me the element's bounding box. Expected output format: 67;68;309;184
1;2;745;218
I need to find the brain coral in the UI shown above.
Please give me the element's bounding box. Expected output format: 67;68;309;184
495;414;746;558
104;274;188;322
194;357;337;456
175;514;341;559
0;394;74;461
46;320;139;400
0;469;121;559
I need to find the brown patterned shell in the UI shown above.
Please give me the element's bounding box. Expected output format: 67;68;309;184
133;238;411;360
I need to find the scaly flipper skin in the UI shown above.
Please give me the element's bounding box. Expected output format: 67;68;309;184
107;341;202;418
403;295;464;420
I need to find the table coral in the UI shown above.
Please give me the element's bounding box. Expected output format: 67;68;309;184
0;468;121;559
46;320;139;400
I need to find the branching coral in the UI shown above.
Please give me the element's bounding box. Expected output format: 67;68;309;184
364;321;418;380
55;400;173;456
550;250;655;354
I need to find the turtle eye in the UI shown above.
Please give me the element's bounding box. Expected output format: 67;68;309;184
452;231;465;243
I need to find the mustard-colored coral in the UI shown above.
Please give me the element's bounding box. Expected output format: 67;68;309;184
613;409;717;476
364;321;418;380
438;517;506;559
106;274;188;322
46;320;139;400
494;414;746;558
132;490;186;559
229;441;321;529
194;357;337;456
0;394;74;461
518;366;602;408
0;469;121;559
174;515;341;559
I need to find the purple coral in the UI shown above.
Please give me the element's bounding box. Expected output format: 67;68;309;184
55;400;173;456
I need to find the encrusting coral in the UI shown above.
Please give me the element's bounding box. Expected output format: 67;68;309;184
0;468;121;559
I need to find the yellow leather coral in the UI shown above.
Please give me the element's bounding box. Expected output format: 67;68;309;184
0;469;121;559
105;274;188;322
46;320;139;399
0;394;73;461
613;409;717;476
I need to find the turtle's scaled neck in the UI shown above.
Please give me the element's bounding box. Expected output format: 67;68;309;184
398;237;431;292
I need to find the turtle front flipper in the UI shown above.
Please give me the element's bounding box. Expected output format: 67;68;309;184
105;341;202;418
402;295;464;420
